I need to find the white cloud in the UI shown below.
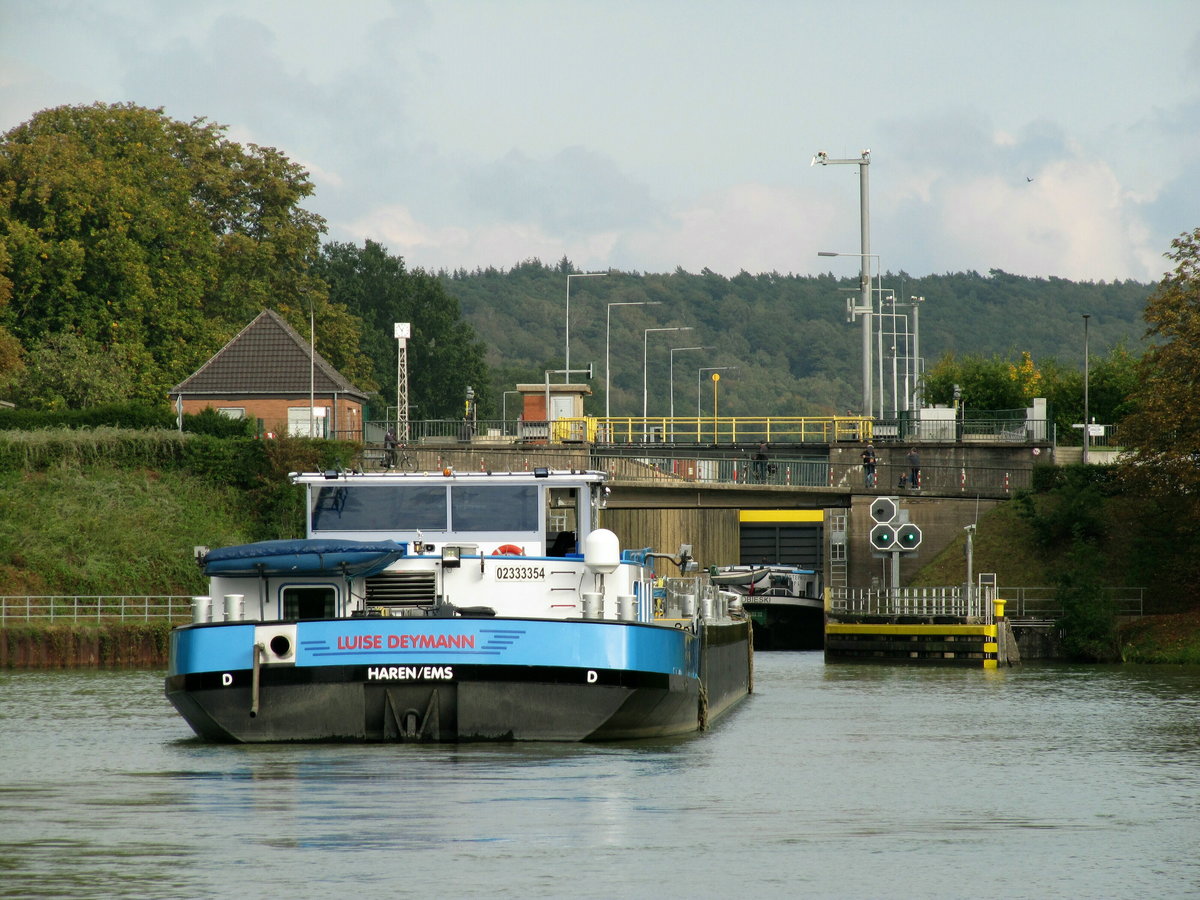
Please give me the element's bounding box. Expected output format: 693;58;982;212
926;158;1156;281
617;184;841;276
2;1;1198;284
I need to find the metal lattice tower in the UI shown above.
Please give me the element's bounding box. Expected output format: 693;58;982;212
395;323;411;441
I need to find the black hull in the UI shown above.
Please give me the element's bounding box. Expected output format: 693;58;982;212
745;601;824;651
165;621;752;743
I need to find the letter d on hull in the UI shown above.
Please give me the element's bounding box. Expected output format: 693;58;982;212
587;670;598;683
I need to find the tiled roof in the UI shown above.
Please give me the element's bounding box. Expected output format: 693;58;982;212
171;309;367;399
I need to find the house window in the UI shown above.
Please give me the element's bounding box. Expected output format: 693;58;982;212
288;407;328;437
217;408;245;419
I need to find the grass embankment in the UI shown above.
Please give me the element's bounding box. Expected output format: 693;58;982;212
0;464;255;597
0;429;354;668
0;427;347;597
1116;610;1200;664
911;500;1055;587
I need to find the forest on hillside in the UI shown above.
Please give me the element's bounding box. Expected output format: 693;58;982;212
441;259;1152;419
0;102;1157;426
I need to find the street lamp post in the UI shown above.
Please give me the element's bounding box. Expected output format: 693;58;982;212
643;327;691;420
813;149;872;416
606;300;661;418
910;296;924;410
566;272;607;384
698;367;737;414
818;249;880;416
1082;313;1091;465
309;301;315;438
669;346;707;421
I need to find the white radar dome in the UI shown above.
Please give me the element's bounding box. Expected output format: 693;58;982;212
583;528;621;573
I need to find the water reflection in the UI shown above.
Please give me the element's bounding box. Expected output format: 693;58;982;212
2;659;1199;899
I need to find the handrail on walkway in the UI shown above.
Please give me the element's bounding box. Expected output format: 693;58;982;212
0;595;195;624
1001;586;1145;619
827;585;1145;622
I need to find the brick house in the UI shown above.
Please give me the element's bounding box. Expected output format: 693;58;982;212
169;309;369;438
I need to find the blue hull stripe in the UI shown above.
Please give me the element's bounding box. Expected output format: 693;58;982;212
170;618;695;678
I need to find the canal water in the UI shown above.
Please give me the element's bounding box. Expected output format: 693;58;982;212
2;654;1199;899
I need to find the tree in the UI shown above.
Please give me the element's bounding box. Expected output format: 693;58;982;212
1120;227;1200;497
8;331;133;409
314;241;490;418
0;102;373;406
921;352;1031;411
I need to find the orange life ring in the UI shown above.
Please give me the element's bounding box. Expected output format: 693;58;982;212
492;544;525;556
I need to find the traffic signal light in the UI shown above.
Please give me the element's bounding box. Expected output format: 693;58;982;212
870;522;897;551
870;497;898;523
897;522;923;551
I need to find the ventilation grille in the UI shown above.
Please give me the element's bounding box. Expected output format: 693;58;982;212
365;571;437;606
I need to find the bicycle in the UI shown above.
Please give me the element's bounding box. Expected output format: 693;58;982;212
379;443;414;471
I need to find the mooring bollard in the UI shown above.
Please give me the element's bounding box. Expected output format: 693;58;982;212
582;592;603;619
223;593;244;622
618;594;636;621
192;596;212;624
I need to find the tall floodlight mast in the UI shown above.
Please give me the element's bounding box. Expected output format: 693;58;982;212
813;149;872;417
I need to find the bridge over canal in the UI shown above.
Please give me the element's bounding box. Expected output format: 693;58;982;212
376;425;1055;592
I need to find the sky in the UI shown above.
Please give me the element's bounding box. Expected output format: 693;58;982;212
2;0;1198;284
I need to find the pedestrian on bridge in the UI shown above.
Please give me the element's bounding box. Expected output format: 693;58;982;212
384;428;398;469
753;442;769;483
861;443;877;488
907;447;921;490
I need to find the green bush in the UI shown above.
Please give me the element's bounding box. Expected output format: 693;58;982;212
182;407;257;438
1056;540;1120;661
0;402;175;431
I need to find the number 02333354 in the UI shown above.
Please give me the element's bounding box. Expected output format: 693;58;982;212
494;565;545;580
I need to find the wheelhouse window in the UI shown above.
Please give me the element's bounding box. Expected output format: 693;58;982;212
310;483;540;535
451;485;538;532
311;485;448;532
283;586;335;620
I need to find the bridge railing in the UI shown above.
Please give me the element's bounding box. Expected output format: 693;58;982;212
348;415;1054;448
592;452;830;487
593;452;1031;496
0;595;195;624
839;462;1033;495
566;416;874;444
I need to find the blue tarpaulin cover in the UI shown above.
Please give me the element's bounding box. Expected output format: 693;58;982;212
203;539;406;577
